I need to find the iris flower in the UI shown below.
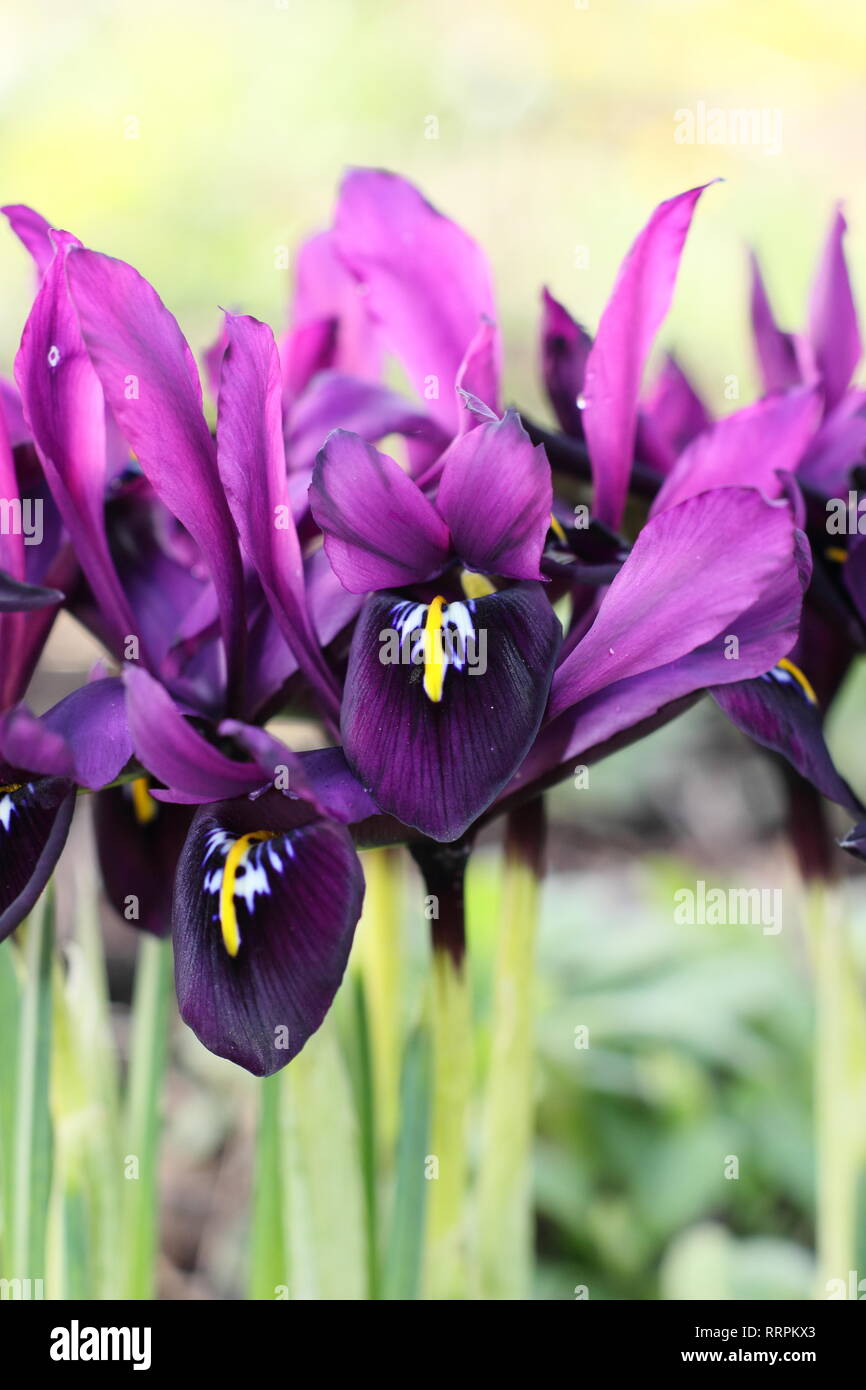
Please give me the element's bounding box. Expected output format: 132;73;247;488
0;169;838;1079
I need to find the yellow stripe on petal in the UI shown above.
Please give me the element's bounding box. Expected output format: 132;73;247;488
423;595;447;703
460;570;496;600
130;776;158;826
825;546;848;565
778;657;818;706
220;831;276;957
549;513;567;544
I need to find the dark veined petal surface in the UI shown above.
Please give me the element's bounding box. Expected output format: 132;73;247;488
0;776;75;942
341;582;561;841
173;791;364;1076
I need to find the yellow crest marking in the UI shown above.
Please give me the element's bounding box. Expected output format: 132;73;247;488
130;776;158;826
777;657;818;706
460;570;496;600
422;595;447;703
549;513;567;544
825;546;848;565
220;831;277;957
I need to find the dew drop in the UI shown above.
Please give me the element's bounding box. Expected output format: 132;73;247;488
47;345;61;368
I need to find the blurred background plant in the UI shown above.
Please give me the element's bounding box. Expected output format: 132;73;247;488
1;0;866;1300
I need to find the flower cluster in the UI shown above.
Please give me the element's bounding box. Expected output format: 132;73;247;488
0;171;862;1074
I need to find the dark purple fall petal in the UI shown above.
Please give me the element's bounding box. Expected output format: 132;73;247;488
711;672;861;813
173;792;364;1075
341;583;561;840
0;777;75;943
94;784;192;937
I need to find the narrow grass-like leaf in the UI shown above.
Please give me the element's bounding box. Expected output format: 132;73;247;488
381;1026;430;1300
11;891;54;1293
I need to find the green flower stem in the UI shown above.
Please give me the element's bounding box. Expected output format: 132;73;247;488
411;839;474;1301
120;933;172;1300
249;1073;287;1300
11;890;54;1292
478;799;545;1299
811;881;865;1296
357;847;403;1167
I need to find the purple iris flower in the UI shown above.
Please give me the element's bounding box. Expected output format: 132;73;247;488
0;170;828;1081
309;410;561;841
532;191;863;832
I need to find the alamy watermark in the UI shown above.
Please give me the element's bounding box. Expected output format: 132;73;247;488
674;102;783;157
674;880;782;935
0;497;43;546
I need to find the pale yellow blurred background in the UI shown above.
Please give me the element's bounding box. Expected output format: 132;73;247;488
1;0;865;421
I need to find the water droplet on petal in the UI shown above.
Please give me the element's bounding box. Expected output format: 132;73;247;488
47;345;61;368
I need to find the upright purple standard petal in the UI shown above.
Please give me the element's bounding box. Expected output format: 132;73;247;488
2;204;55;278
582;183;713;530
651;388;821;515
333;169;500;436
173;792;364;1075
435;410;552;580
749;251;803;395
15;233;141;658
309;430;451;593
636;354;710;473
540;287;592;438
217;313;340;720
341;583;561;840
809;206;862;414
66;248;246;706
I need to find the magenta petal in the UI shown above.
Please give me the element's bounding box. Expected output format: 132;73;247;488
455;319;501;427
436;410;552;580
651;387;822;515
15;234;141;657
283;228;381;395
749;251;803;395
125;666;262;802
287;371;443;483
217;313;339;717
333;169;499;435
309;430;451;593
809;206;862;413
39;677;132;788
540;287;592;437
582;183;713;529
549;488;803;718
2;204;55;278
66;248;246;705
637;354;710;473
